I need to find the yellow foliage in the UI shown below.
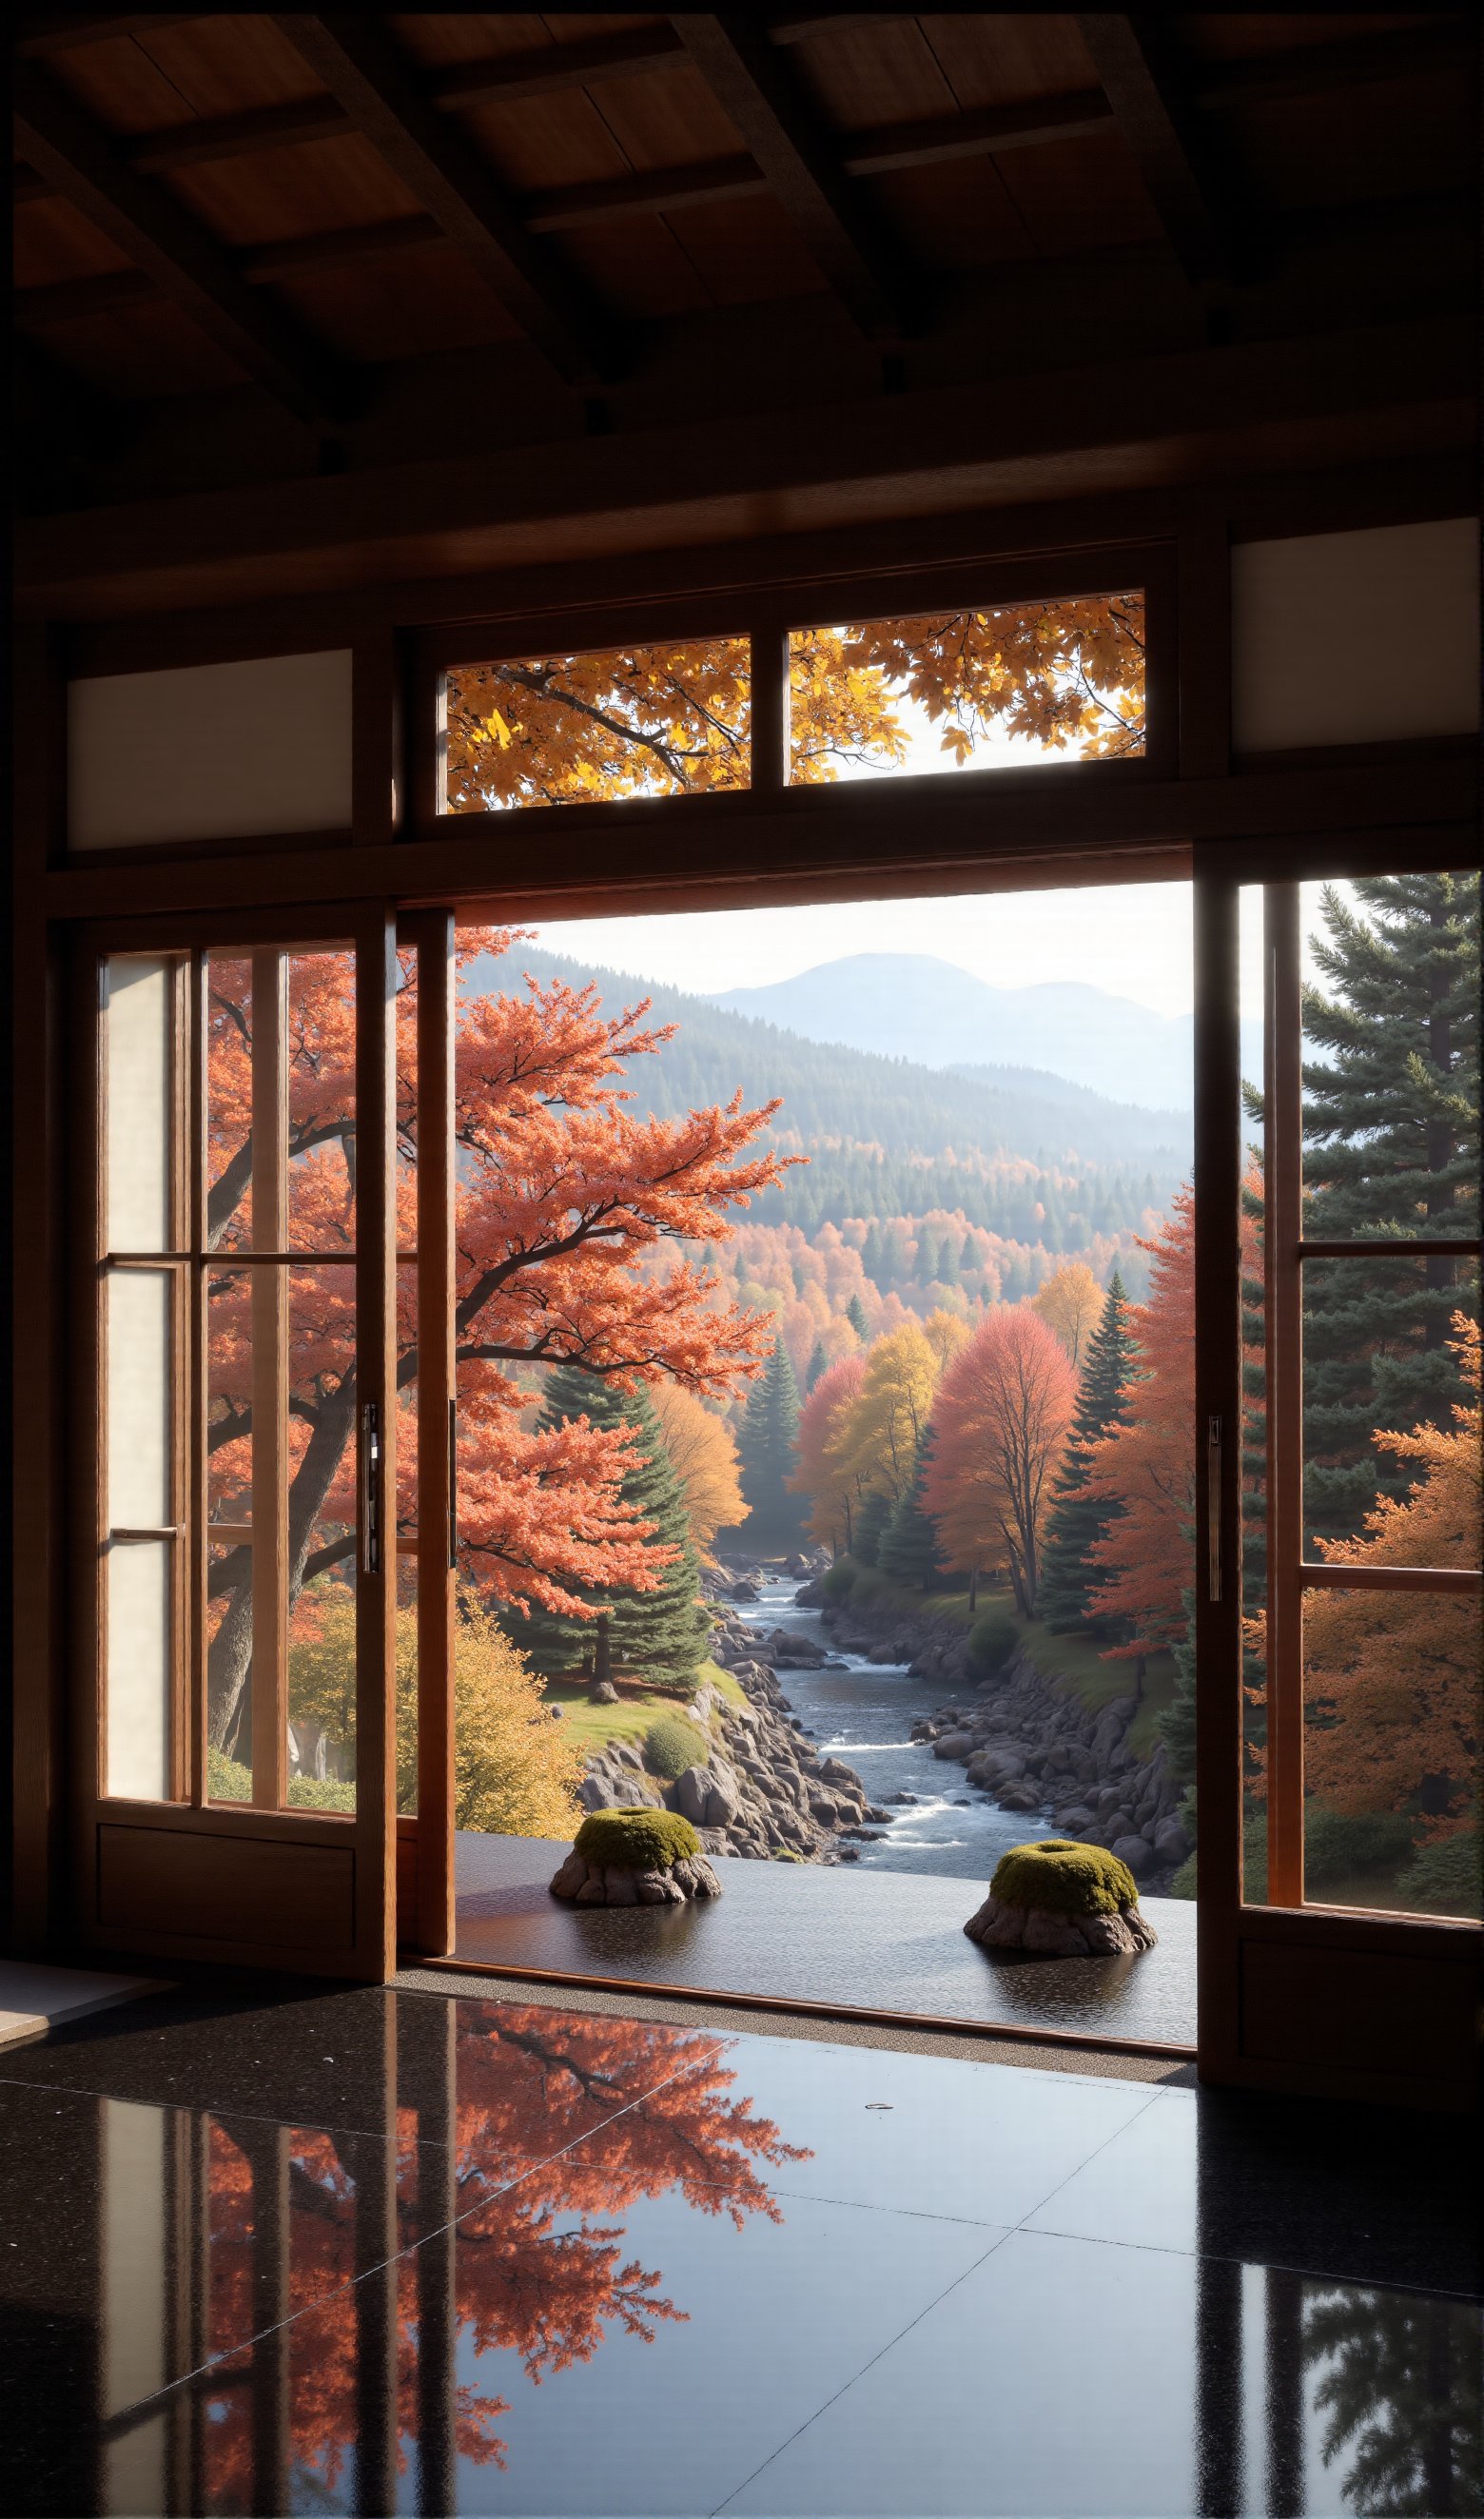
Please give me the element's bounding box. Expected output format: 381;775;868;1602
835;1321;943;1504
648;1380;747;1561
289;1587;586;1837
1033;1261;1105;1367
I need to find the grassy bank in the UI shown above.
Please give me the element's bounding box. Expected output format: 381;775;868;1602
824;1562;1176;1759
540;1658;744;1756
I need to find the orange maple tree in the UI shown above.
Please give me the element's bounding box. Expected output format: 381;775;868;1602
199;2005;810;2499
1301;1314;1481;1841
923;1305;1076;1614
204;939;790;1751
1077;1189;1197;1655
791;1351;868;1552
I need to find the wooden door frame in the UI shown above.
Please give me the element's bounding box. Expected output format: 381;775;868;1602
1194;832;1482;2113
67;899;399;1982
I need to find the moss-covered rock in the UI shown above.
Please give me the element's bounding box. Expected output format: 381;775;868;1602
573;1807;700;1873
989;1838;1140;1916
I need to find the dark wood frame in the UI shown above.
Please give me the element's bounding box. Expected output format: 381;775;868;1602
10;476;1480;2089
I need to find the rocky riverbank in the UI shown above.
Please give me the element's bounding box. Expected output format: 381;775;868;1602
576;1590;889;1863
810;1585;1190;1893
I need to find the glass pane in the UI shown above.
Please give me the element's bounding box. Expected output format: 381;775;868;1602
107;1268;172;1532
206;1263;358;1807
395;1260;418;1819
1303;1255;1481;1560
206;947;357;1254
106;1540;171;1800
1300;869;1480;1240
1238;884;1269;1901
442;637;752;811
106;955;173;1252
1303;1586;1481;1919
787;591;1145;785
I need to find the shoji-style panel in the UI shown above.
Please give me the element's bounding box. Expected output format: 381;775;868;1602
68;651;353;849
1231;518;1479;751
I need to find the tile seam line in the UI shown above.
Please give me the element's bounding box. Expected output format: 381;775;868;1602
1002;2082;1167;2229
710;2223;1018;2518
0;2053;717;2430
1011;2218;1484;2302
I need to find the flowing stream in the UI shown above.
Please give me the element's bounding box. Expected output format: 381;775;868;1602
732;1576;1048;1881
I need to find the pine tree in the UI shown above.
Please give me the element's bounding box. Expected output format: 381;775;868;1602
805;1338;829;1392
517;1368;709;1686
1301;872;1479;1541
860;1222;884;1287
732;1338;808;1553
846;1292;870;1341
1037;1270;1138;1636
853;1486;894;1567
917;1232;938;1286
878;1432;947;1592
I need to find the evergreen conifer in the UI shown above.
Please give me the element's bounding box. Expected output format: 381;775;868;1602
517;1368;709;1685
1299;872;1479;1539
805;1338;829;1392
878;1432;947;1591
732;1338;808;1552
1037;1272;1137;1636
847;1292;870;1341
853;1486;893;1567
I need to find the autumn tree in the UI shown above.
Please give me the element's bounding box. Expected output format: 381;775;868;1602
1037;1272;1137;1638
791;1353;867;1554
924;1307;1076;1615
648;1379;746;1563
1033;1260;1105;1367
1080;1193;1197;1657
442;596;1146;811
833;1321;942;1510
203;938;789;1759
1300;1315;1480;1873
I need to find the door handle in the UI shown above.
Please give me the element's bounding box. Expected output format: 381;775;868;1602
1206;1414;1222;1603
361;1401;381;1576
449;1396;459;1570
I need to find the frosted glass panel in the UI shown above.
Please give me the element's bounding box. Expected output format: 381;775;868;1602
107;957;171;1251
106;1542;171;1800
1232;519;1480;750
107;1270;171;1530
68;650;353;849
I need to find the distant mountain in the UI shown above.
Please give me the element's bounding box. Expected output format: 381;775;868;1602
705;953;1260;1111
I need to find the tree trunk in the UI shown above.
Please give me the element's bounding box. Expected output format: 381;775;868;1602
592;1611;612;1695
967;1568;978;1612
206;1377;359;1750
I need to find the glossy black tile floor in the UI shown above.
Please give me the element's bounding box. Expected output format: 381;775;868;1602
0;1980;1478;2517
456;1833;1199;2045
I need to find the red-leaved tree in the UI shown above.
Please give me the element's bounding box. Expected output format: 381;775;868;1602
923;1306;1076;1614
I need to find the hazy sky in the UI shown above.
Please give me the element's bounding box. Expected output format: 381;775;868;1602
536;881;1276;1020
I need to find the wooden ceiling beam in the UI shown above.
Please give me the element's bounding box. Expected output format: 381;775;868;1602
671;12;908;340
1195;18;1474;110
14;12;194;54
270;13;617;387
1075;14;1233;290
11;61;345;425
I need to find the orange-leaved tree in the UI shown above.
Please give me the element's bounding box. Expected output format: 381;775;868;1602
924;1305;1076;1614
1079;1189;1197;1656
443;596;1145;810
647;1379;748;1563
791;1352;868;1554
1302;1313;1481;1842
205;936;791;1753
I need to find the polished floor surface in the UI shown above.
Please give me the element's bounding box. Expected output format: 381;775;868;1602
0;1978;1477;2517
456;1832;1199;2045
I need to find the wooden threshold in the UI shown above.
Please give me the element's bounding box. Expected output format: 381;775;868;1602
405;1952;1197;2062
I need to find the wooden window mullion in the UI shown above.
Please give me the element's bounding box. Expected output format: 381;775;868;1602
1263;883;1304;1906
249;948;288;1807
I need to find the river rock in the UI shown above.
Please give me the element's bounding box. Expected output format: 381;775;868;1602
1153;1815;1190;1864
551;1849;722;1904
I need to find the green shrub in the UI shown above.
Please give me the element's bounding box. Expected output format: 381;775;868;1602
1305;1806;1416;1885
206;1745;357;1814
821;1559;858;1603
990;1838;1140;1916
1396;1830;1481;1917
644;1711;709;1781
967;1607;1019;1678
574;1808;700;1871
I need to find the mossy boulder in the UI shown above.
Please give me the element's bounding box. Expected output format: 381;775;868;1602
551;1806;721;1907
967;1837;1156;1959
574;1808;699;1871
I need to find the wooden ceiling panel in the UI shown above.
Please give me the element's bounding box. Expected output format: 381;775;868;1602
556;214;713;319
659;194;830;308
1225;74;1475;214
581;58;747;170
1175;11;1445;67
787;16;957;130
13;194;135;288
264;239;520;361
159;132;424;248
386;13;661;70
871;158;1038;270
995;130;1165;259
458;88;640;191
33;297;249;400
50;14;326;130
915;13;1100;110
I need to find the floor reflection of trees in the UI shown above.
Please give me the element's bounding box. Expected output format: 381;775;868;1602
200;2005;810;2503
1303;2283;1484;2515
